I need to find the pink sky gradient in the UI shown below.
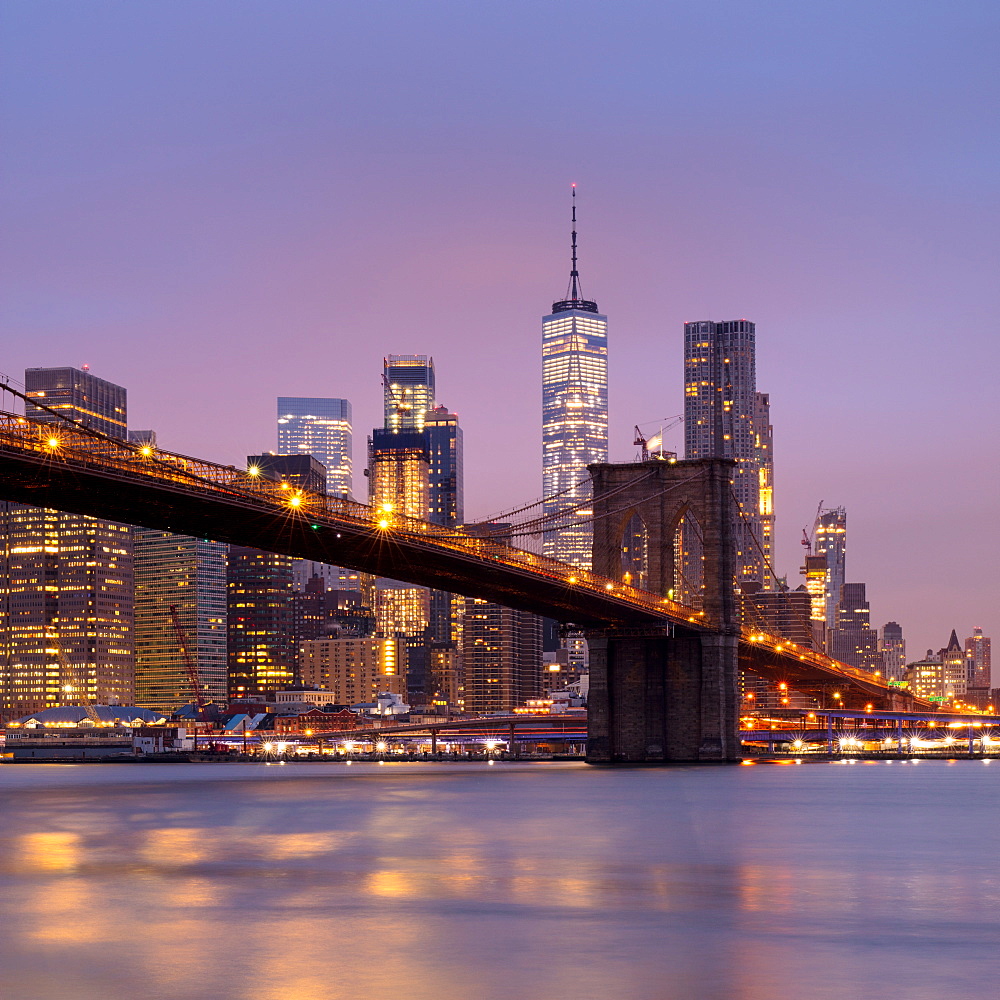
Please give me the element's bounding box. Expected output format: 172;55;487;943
3;1;998;656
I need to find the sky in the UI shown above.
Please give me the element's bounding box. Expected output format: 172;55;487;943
2;0;998;655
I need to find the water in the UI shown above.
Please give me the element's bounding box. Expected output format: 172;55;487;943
1;759;999;1000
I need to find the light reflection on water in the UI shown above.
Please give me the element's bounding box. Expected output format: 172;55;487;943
2;760;999;1000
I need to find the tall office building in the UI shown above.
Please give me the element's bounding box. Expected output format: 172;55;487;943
247;453;327;495
541;189;608;568
1;367;134;717
830;582;880;671
384;356;435;433
277;397;352;497
879;621;907;682
227;547;296;700
683;320;769;586
814;507;847;630
424;405;464;527
25;366;127;438
368;428;431;704
134;530;228;714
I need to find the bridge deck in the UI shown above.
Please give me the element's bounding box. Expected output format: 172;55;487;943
0;410;927;708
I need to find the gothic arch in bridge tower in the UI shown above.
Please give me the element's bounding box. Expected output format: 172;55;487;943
586;458;742;763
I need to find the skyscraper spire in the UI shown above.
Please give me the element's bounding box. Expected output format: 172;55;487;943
569;183;580;302
553;184;598;314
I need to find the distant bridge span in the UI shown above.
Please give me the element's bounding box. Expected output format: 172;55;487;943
0;411;929;758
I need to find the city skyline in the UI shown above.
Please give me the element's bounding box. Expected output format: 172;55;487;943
3;2;998;655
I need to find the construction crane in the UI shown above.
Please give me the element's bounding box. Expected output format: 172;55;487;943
634;416;683;461
801;500;825;555
170;605;207;751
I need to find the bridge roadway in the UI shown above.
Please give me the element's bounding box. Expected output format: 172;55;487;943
0;411;924;709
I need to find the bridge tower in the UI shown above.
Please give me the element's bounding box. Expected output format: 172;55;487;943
586;458;742;763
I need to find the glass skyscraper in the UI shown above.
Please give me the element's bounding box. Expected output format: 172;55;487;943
683;319;771;587
541;191;608;568
277;397;352;497
383;355;435;433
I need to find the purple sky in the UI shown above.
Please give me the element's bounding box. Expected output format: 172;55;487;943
3;1;998;656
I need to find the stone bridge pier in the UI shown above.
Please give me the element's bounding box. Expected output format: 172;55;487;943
585;458;742;763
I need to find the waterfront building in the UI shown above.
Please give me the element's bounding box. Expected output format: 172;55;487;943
276;397;352;497
1;366;134;718
299;637;406;705
879;621;907;682
134;530;227;714
541;188;608;569
906;648;964;703
383;355;435;433
461;598;543;715
683;319;769;586
938;630;968;699
227;546;296;700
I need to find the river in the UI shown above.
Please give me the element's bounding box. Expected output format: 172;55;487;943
1;759;998;999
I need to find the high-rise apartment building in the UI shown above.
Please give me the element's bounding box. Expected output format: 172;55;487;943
134;530;228;714
461;599;543;714
300;637;405;705
814;507;847;630
541;190;608;568
1;367;134;717
277;397;352;497
384;356;435;433
683;320;769;586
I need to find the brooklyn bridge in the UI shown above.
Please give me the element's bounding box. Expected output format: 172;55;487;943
0;408;926;763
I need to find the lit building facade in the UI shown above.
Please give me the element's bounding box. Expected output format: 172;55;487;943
383;355;435;433
814;507;847;630
227;546;296;700
247;453;327;495
830;582;880;672
368;430;430;520
134;530;228;714
25;366;127;438
424;405;464;527
879;621;907;682
1;366;134;717
966;627;991;690
541;191;608;568
299;637;405;705
461;598;543;715
277;397;352;497
0;506;134;715
683;320;769;586
754;392;774;579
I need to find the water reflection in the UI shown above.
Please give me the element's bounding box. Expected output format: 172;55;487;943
2;761;1000;999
